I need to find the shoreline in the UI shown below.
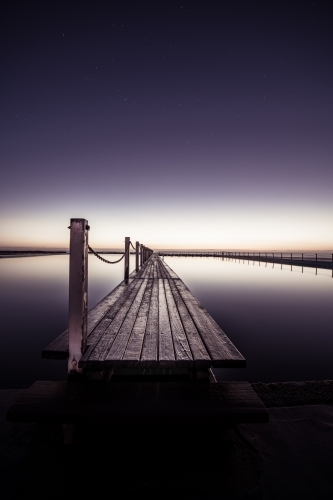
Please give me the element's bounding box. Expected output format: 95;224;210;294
251;379;333;408
2;379;333;408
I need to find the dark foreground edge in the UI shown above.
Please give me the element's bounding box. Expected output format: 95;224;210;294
7;380;268;425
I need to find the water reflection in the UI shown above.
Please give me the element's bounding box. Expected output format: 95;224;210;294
0;254;332;388
164;256;332;383
0;254;136;389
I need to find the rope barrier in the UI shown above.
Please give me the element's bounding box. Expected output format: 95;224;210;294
130;241;136;250
88;245;125;264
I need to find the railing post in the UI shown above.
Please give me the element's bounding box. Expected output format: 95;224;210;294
68;218;89;376
140;244;143;267
124;236;130;281
136;241;139;271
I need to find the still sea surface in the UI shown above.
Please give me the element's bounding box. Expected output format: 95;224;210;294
0;254;332;389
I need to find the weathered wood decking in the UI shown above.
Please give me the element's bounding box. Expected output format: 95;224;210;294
43;254;245;371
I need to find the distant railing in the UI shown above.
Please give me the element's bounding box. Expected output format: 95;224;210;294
158;250;333;263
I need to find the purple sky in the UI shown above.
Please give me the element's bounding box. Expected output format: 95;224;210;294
1;1;332;250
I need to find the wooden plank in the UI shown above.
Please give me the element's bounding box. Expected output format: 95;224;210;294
163;279;193;366
104;278;149;364
42;280;136;359
122;278;154;366
139;259;152;279
161;260;180;279
168;278;211;367
158;280;175;367
81;278;145;366
7;381;269;424
140;279;159;367
173;280;246;368
158;258;171;279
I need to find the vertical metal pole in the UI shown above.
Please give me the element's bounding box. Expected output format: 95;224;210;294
140;244;143;267
124;236;130;281
68;218;89;376
136;241;139;271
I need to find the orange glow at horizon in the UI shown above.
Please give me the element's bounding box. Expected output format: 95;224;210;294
1;203;332;252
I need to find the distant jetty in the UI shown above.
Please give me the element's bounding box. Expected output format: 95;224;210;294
0;251;67;258
158;251;333;271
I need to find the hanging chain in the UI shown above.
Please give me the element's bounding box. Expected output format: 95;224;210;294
88;246;125;264
130;241;136;250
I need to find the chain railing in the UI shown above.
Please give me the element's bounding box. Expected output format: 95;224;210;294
88;245;125;264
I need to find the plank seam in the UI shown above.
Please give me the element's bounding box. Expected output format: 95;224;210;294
161;278;176;364
85;278;146;362
103;278;148;362
120;278;151;361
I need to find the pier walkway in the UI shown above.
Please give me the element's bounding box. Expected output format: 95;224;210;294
43;253;245;377
7;219;268;436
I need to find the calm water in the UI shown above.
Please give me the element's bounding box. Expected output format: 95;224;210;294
0;255;332;388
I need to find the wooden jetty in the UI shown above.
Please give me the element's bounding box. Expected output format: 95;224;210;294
43;254;246;378
7;218;268;437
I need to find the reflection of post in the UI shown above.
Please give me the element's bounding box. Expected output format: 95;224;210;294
136;241;139;271
68;218;89;376
124;236;130;281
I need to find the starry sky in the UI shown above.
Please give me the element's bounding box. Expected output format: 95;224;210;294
1;0;332;251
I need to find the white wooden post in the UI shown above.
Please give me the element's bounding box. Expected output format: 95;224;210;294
124;236;130;281
136;241;139;271
68;218;89;375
